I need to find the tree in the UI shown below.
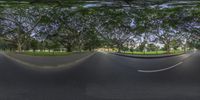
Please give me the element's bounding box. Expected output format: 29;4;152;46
30;39;39;52
0;5;47;52
147;44;157;51
83;29;101;51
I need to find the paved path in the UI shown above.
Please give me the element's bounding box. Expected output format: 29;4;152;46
0;51;200;100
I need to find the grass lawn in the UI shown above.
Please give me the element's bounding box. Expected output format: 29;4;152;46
21;51;72;56
124;51;184;55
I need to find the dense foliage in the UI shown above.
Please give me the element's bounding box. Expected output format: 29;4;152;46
0;1;199;53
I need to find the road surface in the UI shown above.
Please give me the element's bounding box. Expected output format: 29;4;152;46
0;52;200;100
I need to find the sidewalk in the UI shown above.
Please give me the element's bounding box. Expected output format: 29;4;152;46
2;52;95;68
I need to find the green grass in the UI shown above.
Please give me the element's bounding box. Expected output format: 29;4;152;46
21;51;72;56
124;51;184;55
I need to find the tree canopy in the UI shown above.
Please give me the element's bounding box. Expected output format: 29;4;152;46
0;0;199;52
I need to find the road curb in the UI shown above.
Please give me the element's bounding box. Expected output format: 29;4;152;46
1;52;96;70
112;52;184;59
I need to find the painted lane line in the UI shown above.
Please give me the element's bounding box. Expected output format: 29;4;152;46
138;62;183;73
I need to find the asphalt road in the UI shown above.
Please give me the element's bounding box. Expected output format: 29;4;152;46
0;51;200;100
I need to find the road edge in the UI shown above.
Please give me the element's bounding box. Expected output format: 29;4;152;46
111;52;185;59
0;52;96;70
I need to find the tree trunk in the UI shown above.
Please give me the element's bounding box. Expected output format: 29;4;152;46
117;44;122;53
118;47;121;53
78;45;81;52
53;50;55;55
17;43;22;52
184;45;187;53
66;45;72;52
33;49;36;52
166;44;170;54
89;48;92;52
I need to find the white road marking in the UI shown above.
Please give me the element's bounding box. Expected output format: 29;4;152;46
138;62;183;73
